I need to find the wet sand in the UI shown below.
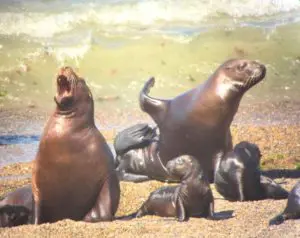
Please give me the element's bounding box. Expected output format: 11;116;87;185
1;100;300;237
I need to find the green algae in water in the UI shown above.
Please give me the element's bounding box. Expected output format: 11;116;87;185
0;23;300;112
0;89;7;97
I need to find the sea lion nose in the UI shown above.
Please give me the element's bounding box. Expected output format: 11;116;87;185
58;66;74;79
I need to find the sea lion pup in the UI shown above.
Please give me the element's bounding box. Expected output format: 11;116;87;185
140;59;266;182
0;185;32;227
0;205;31;228
269;181;300;225
133;156;214;221
214;141;288;201
32;67;120;224
114;123;178;182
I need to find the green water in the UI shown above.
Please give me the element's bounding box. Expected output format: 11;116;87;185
0;23;300;113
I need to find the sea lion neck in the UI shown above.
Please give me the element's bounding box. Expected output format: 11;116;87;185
53;101;95;131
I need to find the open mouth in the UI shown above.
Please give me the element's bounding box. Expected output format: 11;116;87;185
57;74;72;95
54;67;76;111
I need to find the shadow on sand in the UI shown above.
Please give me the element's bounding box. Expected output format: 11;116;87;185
261;169;300;179
0;135;40;146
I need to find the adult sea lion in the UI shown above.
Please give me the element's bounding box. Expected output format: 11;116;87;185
269;181;300;225
0;185;32;227
32;67;120;224
114;123;178;182
140;59;266;181
214;141;288;201
133;155;214;221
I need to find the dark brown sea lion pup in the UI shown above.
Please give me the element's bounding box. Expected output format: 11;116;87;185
32;67;120;224
0;205;30;228
132;155;214;221
214;141;288;201
114;123;178;182
0;185;32;227
269;181;300;225
140;59;266;181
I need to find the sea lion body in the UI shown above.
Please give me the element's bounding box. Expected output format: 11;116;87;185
0;185;33;227
140;59;266;181
214;141;288;201
0;185;32;211
32;67;120;224
269;181;300;225
135;156;214;221
115;124;177;182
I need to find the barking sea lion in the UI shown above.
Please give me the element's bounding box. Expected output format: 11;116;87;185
32;67;120;224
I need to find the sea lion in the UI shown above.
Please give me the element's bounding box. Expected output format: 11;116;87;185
133;155;214;221
32;67;120;224
114;123;178;182
140;59;266;181
0;205;31;228
0;185;32;227
269;181;300;225
214;141;289;201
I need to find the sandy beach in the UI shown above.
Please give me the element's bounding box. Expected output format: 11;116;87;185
1;102;300;237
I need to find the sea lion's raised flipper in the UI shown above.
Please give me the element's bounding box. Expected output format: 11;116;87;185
260;175;289;199
139;77;169;125
114;123;157;155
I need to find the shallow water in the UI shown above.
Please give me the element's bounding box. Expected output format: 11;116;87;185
0;0;299;111
0;0;300;166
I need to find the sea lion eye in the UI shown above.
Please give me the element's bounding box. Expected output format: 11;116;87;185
176;158;183;165
237;62;247;71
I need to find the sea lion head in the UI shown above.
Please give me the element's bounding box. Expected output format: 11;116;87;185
54;67;93;116
215;59;266;100
0;205;30;227
166;155;199;180
234;141;262;167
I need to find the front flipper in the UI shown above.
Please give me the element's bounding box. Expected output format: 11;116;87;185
83;176;120;222
175;197;186;222
136;201;150;218
139;77;169;125
114;123;157;155
269;213;289;226
234;169;245;201
260;175;289;199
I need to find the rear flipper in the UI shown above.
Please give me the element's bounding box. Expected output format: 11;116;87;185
116;170;151;183
139;77;169;125
114;123;157;156
115;158;151;183
115;212;137;221
260;175;289;199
